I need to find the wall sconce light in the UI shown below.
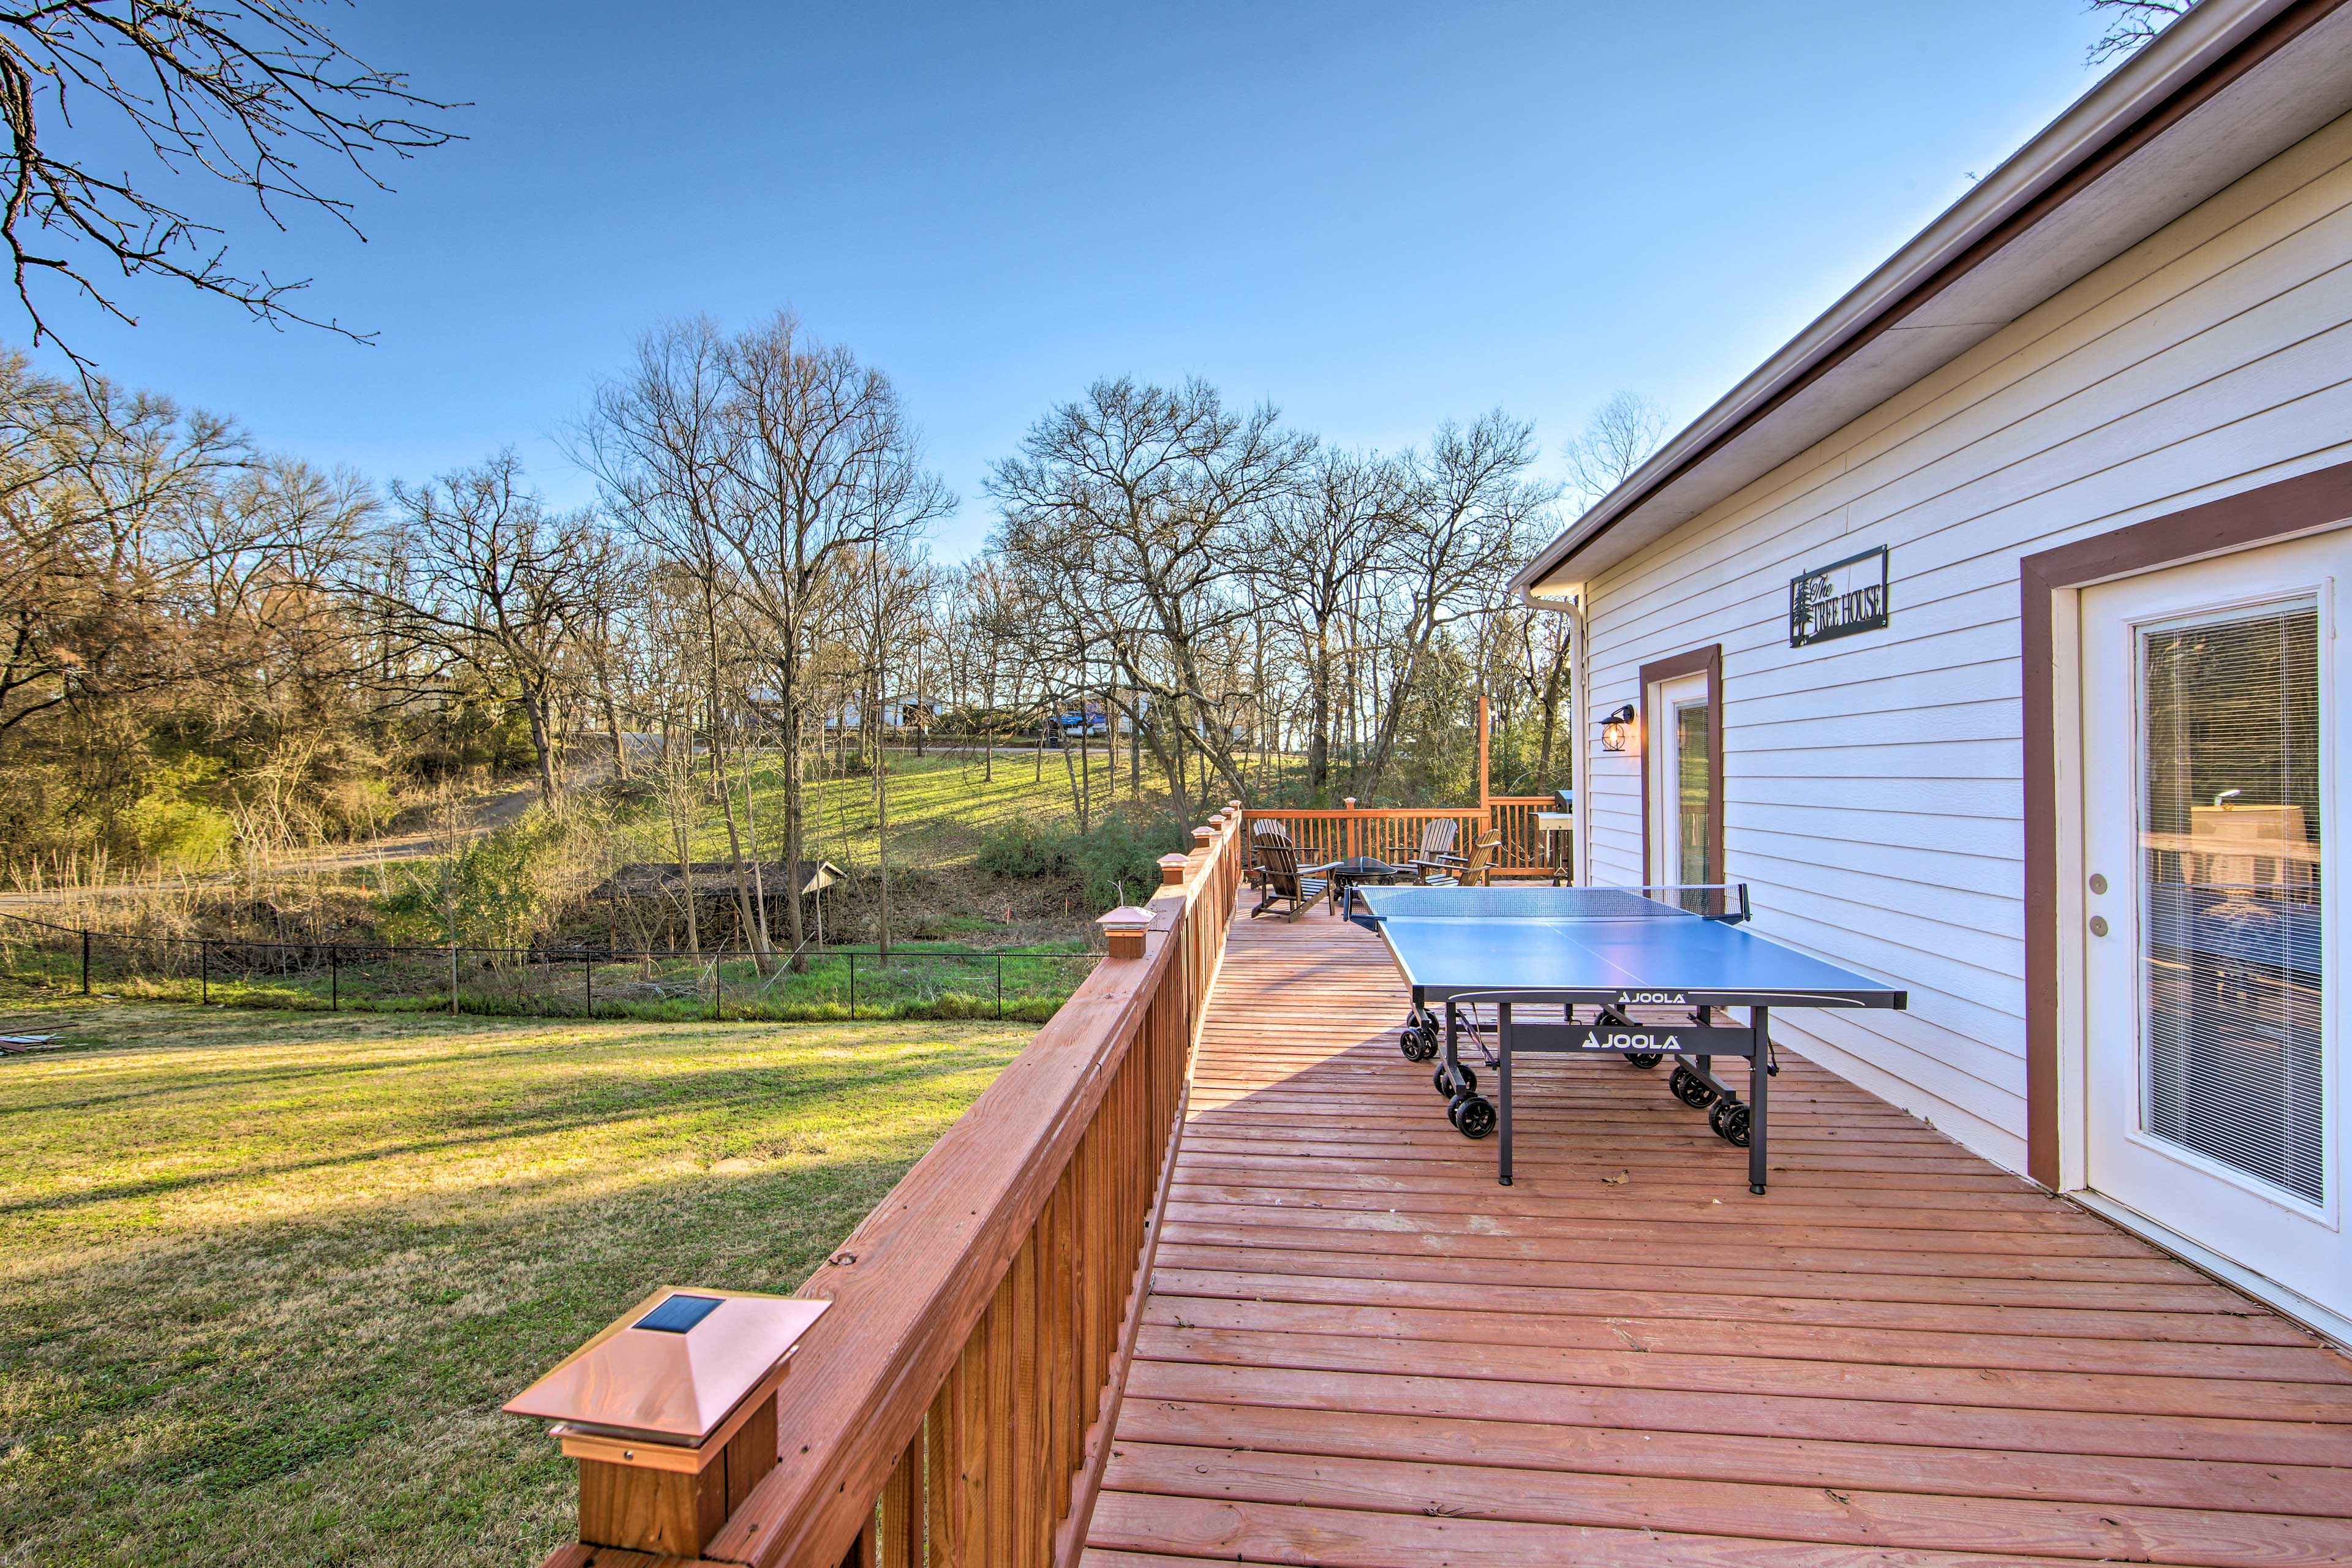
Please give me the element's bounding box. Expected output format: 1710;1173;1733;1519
1599;704;1637;753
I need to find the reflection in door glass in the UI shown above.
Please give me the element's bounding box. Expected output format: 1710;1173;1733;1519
2139;604;2323;1204
1676;698;1711;884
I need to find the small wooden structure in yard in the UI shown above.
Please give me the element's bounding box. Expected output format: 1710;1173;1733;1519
589;860;847;949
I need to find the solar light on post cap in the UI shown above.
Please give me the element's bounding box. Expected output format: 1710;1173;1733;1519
1599;704;1638;753
503;1287;827;1558
1098;902;1153;959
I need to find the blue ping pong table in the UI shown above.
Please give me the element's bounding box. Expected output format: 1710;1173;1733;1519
1351;884;1907;1193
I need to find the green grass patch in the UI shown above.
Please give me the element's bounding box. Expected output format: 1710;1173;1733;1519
0;998;1028;1566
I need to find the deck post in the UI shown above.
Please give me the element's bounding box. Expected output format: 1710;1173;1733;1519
1344;799;1359;858
504;1289;824;1561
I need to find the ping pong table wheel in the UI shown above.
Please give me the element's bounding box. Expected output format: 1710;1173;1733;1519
1670;1063;1717;1108
1399;1027;1436;1062
1452;1096;1496;1139
1709;1099;1752;1147
1624;1052;1662;1070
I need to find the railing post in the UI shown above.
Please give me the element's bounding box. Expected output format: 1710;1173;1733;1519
504;1289;827;1561
1344;798;1359;858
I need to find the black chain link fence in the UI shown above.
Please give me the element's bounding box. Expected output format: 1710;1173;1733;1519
0;912;1096;1023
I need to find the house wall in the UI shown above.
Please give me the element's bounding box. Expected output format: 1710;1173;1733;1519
1579;107;2352;1174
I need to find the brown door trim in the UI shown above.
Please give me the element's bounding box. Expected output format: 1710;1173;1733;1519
2020;458;2352;1188
1638;645;1724;888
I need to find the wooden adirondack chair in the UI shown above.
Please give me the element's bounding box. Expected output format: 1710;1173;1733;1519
1419;831;1502;889
1399;818;1464;883
1247;818;1294;891
1250;835;1334;922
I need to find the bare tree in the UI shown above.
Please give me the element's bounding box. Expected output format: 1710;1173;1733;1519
2084;1;2195;66
988;376;1312;817
0;2;459;369
363;453;614;809
1357;412;1558;795
1559;390;1669;510
582;311;951;957
1254;447;1408;796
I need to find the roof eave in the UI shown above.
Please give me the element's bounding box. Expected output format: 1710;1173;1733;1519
1515;0;2318;597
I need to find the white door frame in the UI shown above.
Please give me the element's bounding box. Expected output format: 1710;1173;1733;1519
1647;671;1709;886
2052;532;2352;1346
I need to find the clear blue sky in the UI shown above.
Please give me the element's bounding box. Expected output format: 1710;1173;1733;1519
23;1;2125;558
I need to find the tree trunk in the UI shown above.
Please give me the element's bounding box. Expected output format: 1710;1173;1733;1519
523;688;560;809
713;755;763;960
738;736;775;957
603;692;629;783
778;660;810;965
876;743;891;959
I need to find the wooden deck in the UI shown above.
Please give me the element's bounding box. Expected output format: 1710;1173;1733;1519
1082;899;2352;1567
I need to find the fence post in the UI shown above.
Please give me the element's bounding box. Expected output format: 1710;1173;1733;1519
584;953;593;1018
849;951;858;1020
450;945;459;1016
995;954;1003;1019
200;940;209;1005
81;929;90;995
331;946;339;1012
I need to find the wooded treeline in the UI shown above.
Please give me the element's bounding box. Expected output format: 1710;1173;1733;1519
4;315;1659;903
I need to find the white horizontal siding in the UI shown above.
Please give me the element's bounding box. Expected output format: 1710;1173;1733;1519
1580;108;2352;1175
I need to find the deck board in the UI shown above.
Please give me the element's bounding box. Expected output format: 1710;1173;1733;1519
1082;898;2352;1566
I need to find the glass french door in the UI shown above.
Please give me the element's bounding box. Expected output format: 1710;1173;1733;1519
1648;672;1713;886
2079;531;2345;1325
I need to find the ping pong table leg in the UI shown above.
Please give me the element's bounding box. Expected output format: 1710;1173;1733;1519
1749;1006;1770;1194
1498;1001;1513;1186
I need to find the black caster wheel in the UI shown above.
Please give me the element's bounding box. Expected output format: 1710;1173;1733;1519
1453;1096;1496;1139
1625;1052;1662;1070
1433;1065;1455;1097
1400;1027;1436;1062
1670;1063;1717;1109
1709;1098;1752;1147
1453;1065;1476;1096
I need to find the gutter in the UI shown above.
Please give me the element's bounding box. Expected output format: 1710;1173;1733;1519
1513;0;2315;595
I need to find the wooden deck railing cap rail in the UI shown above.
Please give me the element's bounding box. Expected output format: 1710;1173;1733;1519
709;943;1191;1559
502;811;1241;1568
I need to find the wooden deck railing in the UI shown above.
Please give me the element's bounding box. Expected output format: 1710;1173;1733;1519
530;807;1248;1568
1243;797;1568;881
1485;794;1562;878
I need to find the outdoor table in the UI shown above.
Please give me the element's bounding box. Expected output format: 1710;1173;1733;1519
1325;855;1401;917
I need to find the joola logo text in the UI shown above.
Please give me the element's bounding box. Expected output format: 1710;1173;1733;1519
1616;991;1686;1005
1581;1031;1676;1051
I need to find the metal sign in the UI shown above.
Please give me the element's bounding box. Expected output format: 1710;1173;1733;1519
1790;545;1890;647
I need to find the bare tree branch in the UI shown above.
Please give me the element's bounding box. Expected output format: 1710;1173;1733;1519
0;1;459;371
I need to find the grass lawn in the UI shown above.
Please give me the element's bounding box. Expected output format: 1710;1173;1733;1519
683;747;1174;869
0;997;1028;1567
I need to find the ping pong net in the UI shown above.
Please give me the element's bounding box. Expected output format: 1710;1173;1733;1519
1354;883;1751;923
